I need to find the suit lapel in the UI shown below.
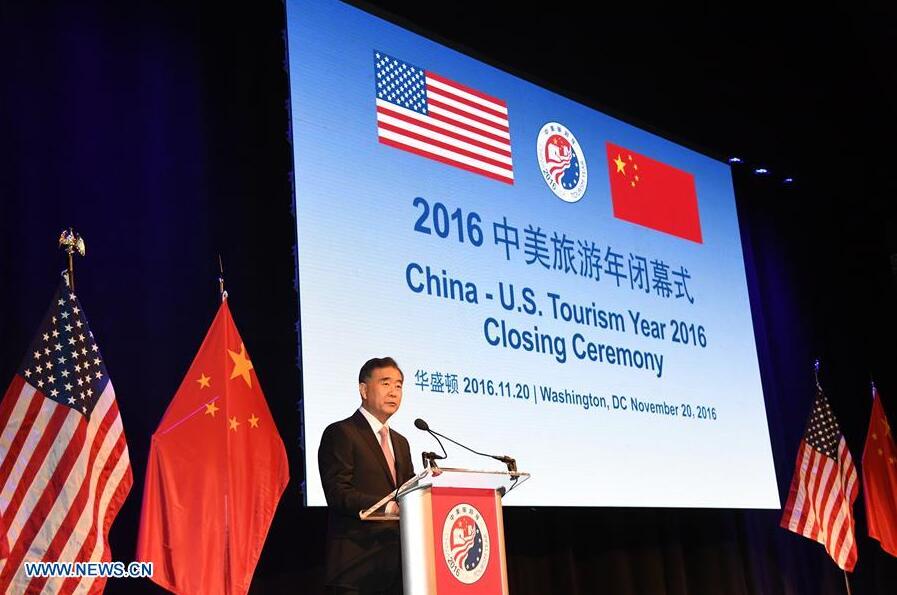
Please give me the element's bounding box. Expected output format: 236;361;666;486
350;410;396;488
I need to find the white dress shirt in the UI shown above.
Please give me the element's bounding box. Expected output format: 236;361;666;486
358;406;400;513
358;406;395;460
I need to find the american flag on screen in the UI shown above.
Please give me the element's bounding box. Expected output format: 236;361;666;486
374;50;514;184
780;387;859;571
0;279;133;592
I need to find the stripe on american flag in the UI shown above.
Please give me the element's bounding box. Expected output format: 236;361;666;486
374;51;514;184
780;389;858;571
0;282;132;593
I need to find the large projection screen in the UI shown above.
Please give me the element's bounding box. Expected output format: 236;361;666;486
287;0;779;508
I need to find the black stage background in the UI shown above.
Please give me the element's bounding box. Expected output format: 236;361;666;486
1;1;896;593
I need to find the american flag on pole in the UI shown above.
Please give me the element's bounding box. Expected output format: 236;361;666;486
374;50;514;184
0;278;133;592
780;387;859;571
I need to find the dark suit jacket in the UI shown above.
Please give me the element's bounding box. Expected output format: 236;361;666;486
318;409;415;589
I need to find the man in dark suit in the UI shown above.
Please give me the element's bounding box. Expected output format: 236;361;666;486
319;357;415;595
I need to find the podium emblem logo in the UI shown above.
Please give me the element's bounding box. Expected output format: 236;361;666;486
442;503;491;584
536;122;588;203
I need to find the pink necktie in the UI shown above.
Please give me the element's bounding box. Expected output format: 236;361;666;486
379;426;397;485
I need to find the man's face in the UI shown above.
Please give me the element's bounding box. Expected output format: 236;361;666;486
360;366;404;424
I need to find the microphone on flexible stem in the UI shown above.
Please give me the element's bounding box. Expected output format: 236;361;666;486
414;418;447;469
414;418;518;474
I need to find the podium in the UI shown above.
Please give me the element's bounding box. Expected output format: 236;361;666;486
361;467;529;594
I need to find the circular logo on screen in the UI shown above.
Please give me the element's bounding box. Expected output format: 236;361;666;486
536;122;588;202
441;503;490;584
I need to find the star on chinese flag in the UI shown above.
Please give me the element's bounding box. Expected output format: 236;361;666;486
862;386;897;557
137;299;289;594
605;142;703;243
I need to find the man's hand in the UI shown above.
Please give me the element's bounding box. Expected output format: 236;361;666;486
385;500;400;515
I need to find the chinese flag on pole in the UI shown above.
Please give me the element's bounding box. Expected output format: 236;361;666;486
605;142;703;243
862;386;897;557
137;299;289;594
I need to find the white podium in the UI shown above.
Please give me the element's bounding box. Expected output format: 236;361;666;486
361;467;529;594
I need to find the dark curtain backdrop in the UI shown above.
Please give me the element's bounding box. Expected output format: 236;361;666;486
1;2;895;594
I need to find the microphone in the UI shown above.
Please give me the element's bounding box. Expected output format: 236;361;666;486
414;418;517;473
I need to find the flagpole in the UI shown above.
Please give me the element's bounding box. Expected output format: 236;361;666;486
218;254;228;302
814;359;822;391
224;493;231;595
219;255;230;592
843;570;852;595
58;228;86;292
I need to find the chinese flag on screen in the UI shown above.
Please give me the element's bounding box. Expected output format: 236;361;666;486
605;142;703;243
137;299;289;594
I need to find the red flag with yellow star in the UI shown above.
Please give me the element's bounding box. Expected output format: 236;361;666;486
136;300;289;594
863;386;897;557
605;141;703;243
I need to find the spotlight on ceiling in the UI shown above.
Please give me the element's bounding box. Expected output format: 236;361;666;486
754;167;769;175
783;177;794;184
728;157;742;164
